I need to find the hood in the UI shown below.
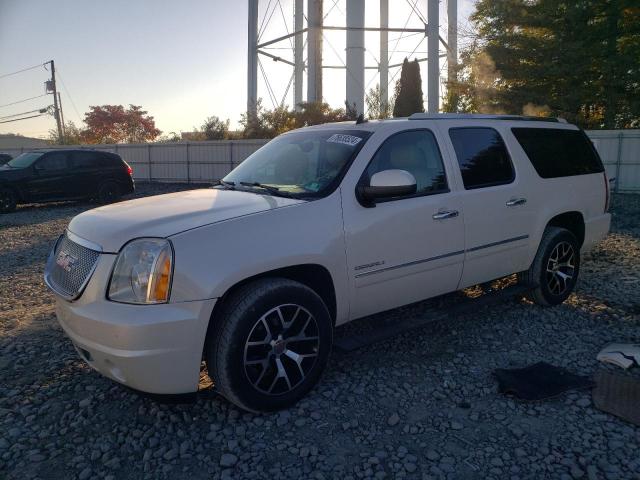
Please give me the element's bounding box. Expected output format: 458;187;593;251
0;165;30;180
68;188;305;252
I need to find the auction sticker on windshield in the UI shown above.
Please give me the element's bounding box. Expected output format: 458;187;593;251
327;134;363;146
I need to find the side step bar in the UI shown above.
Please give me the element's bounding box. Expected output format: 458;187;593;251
333;283;532;353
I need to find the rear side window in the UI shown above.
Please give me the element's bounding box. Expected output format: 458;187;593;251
36;152;68;171
449;128;514;189
72;151;101;168
511;128;604;178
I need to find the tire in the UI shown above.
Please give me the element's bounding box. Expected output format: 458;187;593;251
0;187;17;213
96;181;121;204
206;278;333;412
519;227;580;306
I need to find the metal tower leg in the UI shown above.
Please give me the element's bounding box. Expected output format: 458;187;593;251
247;0;259;119
427;0;439;113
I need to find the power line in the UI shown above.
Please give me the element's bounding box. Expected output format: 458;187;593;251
0;94;48;109
0;62;46;80
0;113;46;124
55;67;82;123
0;107;50;121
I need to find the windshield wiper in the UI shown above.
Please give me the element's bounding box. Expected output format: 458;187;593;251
212;179;235;189
239;181;279;192
239;182;297;198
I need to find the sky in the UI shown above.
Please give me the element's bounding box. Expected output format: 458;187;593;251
0;0;476;139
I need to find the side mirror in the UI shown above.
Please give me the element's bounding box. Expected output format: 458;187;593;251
357;169;417;207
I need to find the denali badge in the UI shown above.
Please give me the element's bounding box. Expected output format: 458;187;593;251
56;251;78;272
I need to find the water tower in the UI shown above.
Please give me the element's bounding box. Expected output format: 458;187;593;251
247;0;457;118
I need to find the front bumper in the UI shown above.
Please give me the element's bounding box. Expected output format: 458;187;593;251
52;254;216;394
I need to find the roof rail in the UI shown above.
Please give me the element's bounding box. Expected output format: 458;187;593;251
408;113;566;123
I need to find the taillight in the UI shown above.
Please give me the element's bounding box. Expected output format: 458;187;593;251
604;172;610;213
126;165;133;176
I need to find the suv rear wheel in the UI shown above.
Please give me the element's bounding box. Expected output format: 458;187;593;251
519;226;580;306
0;187;17;213
206;278;333;412
96;181;121;204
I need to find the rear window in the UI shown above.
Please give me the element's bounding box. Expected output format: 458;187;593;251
511;128;604;178
449;127;515;189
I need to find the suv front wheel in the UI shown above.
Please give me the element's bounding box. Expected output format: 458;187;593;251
519;226;580;306
0;187;17;213
206;278;333;412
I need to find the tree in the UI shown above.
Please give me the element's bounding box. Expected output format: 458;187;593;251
200;116;230;140
451;0;640;128
393;58;425;117
83;104;161;143
156;131;181;143
366;84;394;119
48;121;85;145
240;100;355;139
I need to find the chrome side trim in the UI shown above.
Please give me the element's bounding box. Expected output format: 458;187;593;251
355;250;465;278
354;234;530;278
467;234;529;253
66;229;103;252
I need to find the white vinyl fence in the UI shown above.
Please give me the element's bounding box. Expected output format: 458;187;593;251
3;130;639;192
585;130;640;193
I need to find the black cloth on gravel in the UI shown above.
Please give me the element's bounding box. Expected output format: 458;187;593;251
494;362;594;400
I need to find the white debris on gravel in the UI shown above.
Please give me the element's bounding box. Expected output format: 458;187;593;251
1;186;639;480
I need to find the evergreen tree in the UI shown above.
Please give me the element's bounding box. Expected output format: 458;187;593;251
448;0;640;128
393;58;425;117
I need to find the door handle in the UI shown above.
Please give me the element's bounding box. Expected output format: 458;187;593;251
506;198;527;207
432;210;459;220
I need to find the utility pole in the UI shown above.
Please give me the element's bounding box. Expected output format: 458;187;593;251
57;92;66;140
48;60;63;143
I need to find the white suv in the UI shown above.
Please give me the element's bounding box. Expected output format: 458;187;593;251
45;114;611;412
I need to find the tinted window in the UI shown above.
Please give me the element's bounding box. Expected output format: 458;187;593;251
449;128;514;189
7;152;44;168
363;129;448;197
511;128;604;178
36;152;68;171
72;151;101;168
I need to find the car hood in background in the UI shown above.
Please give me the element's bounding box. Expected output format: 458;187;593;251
0;165;30;180
68;188;306;252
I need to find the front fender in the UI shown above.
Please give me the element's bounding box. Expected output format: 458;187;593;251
168;193;350;323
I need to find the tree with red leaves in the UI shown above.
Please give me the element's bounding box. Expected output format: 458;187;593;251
83;104;161;144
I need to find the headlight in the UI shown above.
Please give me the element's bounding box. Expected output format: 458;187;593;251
108;238;173;304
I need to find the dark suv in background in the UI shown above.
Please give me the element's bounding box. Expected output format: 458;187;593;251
0;149;134;213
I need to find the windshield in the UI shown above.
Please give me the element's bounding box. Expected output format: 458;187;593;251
223;129;371;198
7;152;44;169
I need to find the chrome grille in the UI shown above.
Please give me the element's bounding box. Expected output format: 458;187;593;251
45;233;101;300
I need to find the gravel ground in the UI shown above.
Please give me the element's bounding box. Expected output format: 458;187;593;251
1;185;639;480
